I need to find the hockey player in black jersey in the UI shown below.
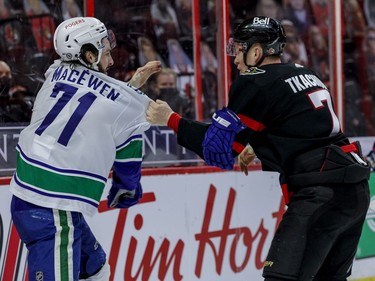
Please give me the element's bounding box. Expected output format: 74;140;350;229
146;16;370;281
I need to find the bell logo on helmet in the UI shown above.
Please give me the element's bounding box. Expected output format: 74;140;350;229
253;17;270;25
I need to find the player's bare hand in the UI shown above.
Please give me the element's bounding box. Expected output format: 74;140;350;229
146;99;174;126
238;145;256;176
128;61;161;88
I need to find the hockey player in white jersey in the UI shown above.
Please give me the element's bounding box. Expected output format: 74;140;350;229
9;17;161;281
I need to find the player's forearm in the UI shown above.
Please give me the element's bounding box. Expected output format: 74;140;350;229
167;112;181;133
166;113;208;159
112;161;141;190
128;61;161;88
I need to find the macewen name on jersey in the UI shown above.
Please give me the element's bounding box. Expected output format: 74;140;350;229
284;73;328;94
51;64;122;101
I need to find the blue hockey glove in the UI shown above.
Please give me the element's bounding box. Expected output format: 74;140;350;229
107;182;142;209
203;107;246;170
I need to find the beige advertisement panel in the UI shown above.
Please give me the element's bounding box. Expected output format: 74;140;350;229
1;170;374;281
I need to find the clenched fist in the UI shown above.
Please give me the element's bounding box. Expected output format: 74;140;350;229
238;145;256;175
146;99;174;126
128;61;161;88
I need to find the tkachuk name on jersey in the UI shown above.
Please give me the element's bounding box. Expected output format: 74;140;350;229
51;65;120;101
284;74;327;93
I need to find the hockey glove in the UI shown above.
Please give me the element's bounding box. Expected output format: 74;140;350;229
107;182;142;209
203;107;246;170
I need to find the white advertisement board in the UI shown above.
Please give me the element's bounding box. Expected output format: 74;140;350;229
0;169;374;281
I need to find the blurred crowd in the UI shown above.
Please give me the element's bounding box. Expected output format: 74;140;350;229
0;0;375;136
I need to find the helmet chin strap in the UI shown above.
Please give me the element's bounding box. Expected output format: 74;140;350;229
78;59;99;71
243;47;266;68
79;48;103;71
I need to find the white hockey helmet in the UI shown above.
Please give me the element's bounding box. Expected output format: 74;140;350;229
54;17;112;70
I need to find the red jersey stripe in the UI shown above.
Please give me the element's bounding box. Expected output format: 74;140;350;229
167;112;182;133
232;141;245;154
238;114;266;131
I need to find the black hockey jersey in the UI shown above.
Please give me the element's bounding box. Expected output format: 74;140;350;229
177;63;349;176
227;63;348;175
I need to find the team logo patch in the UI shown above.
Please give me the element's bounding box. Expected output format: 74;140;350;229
242;67;266;75
36;271;44;281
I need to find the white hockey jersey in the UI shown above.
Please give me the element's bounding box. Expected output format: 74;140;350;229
9;60;151;216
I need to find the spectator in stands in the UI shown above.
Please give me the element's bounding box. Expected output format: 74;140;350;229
200;41;218;119
143;67;192;163
366;141;375;172
0;61;11;96
255;0;283;20
308;25;329;83
0;60;32;123
107;45;139;83
344;0;366;40
167;38;194;74
283;0;313;41
23;0;49;14
150;0;180;49
61;0;82;20
364;0;375;28
343;0;370;134
200;0;216;40
175;0;192;37
0;0;24;56
230;0;253;21
23;0;56;53
364;26;375;133
0;0;13;18
201;41;217;75
0;60;12;123
365;27;375;90
138;36;166;67
166;38;194;116
8;87;33;122
344;58;368;136
148;68;188;117
280;19;308;66
310;0;329;38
